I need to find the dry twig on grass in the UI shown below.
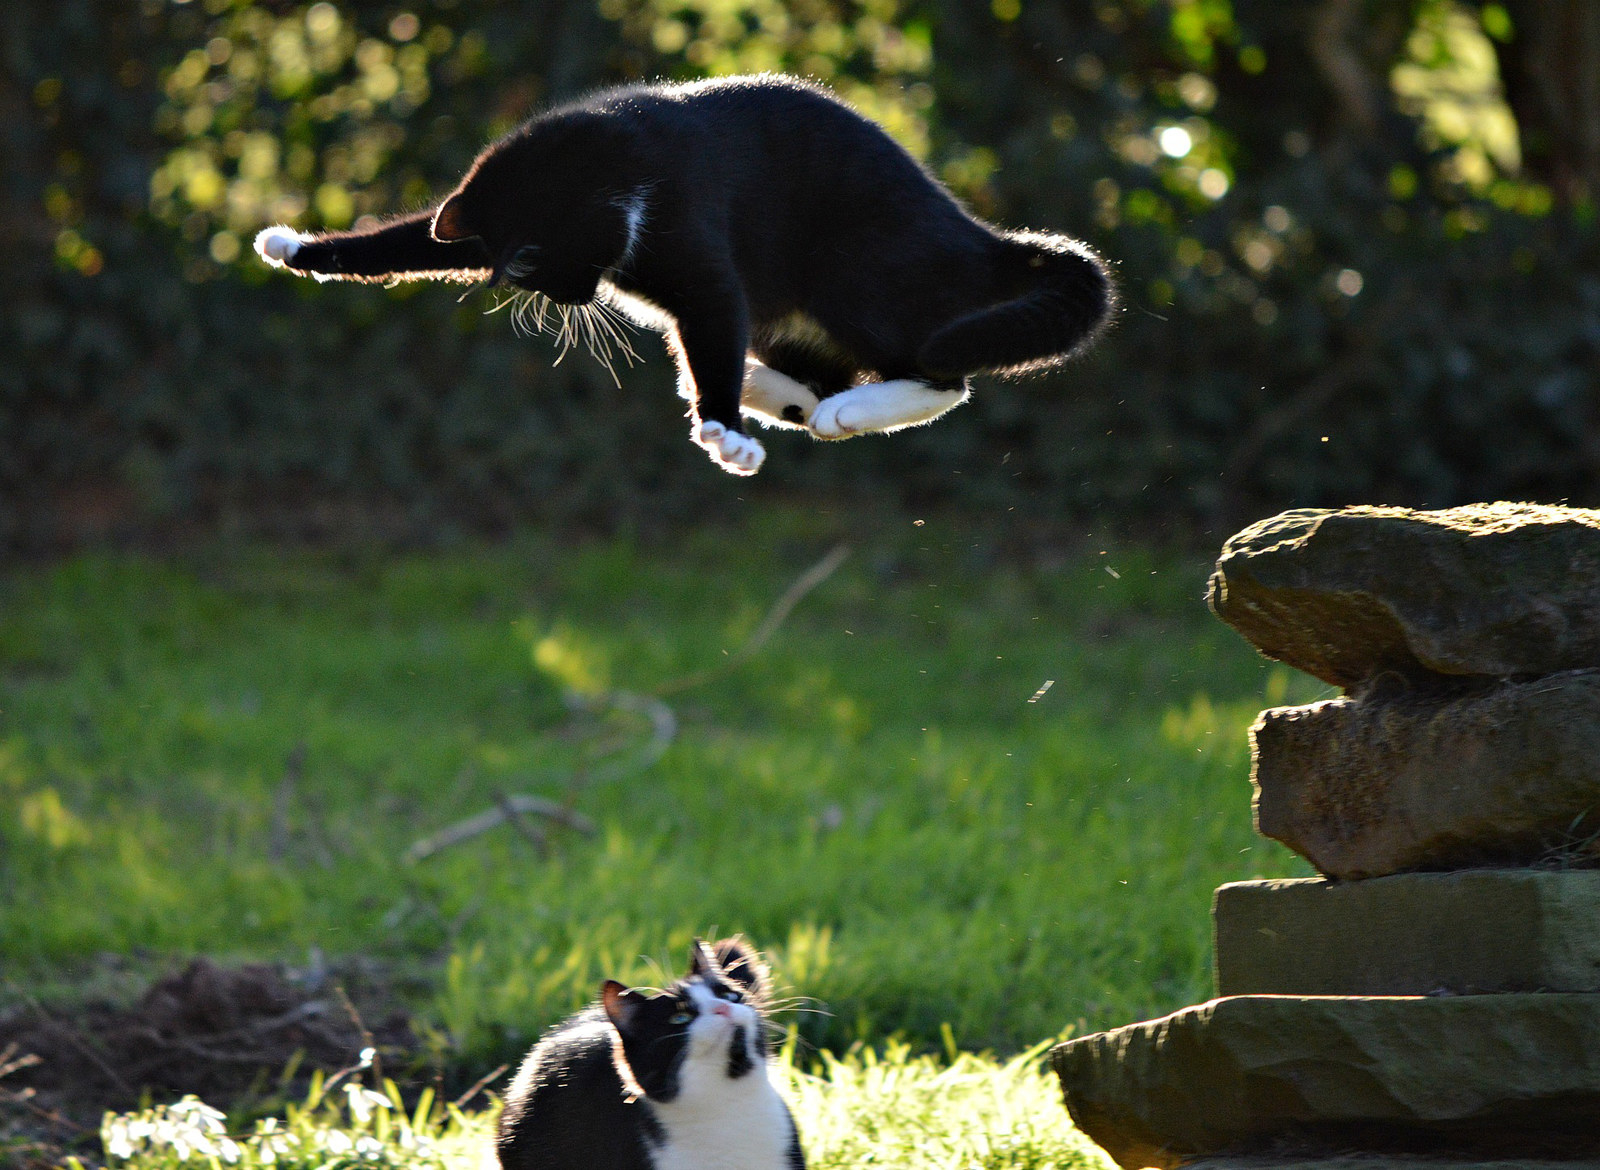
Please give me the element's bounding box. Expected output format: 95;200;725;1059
405;544;849;863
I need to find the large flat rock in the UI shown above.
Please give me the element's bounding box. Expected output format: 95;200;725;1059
1208;503;1600;687
1051;994;1600;1170
1249;671;1600;878
1214;872;1600;996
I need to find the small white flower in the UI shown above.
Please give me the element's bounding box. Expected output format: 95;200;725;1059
354;1134;387;1160
173;1096;229;1133
103;1119;134;1160
346;1083;393;1123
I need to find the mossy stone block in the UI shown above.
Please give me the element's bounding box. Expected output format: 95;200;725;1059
1214;871;1600;996
1249;671;1600;877
1209;503;1600;687
1051;994;1600;1170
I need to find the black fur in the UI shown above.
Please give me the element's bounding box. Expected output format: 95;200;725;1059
282;208;492;283
257;74;1113;471
495;937;801;1170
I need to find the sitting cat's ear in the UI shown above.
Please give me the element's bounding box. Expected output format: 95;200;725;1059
711;937;771;999
688;937;723;980
601;979;639;1031
431;194;476;242
689;935;771;999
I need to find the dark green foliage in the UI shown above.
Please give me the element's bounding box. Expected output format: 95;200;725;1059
4;1;1598;549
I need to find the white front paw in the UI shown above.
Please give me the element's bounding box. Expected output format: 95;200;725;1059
742;361;821;430
696;421;766;475
254;226;308;267
807;394;860;440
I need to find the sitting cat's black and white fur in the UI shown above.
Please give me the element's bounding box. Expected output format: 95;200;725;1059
256;74;1114;476
494;937;801;1170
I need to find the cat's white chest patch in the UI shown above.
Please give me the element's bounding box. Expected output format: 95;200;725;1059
647;1067;793;1170
645;987;794;1170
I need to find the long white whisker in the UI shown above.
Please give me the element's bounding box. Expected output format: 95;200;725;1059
591;298;642;366
485;285;644;384
597;302;642;367
580;303;624;388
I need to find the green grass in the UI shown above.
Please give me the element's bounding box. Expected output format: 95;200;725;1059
1;505;1320;1162
96;1040;1110;1169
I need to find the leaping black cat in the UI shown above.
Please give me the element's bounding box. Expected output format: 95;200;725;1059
256;74;1114;476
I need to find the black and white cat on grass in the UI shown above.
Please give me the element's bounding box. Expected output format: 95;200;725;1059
256;73;1114;476
494;937;802;1170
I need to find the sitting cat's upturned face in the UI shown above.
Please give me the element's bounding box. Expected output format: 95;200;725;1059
495;936;803;1170
604;947;770;1100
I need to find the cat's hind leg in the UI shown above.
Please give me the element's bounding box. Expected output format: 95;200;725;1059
742;359;820;430
807;380;970;440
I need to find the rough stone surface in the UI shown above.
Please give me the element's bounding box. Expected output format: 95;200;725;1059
1214;871;1600;996
1248;670;1600;878
1208;503;1600;688
1051;993;1600;1170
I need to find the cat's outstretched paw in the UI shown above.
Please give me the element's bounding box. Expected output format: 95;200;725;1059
695;421;766;475
254;226;309;267
808;381;968;439
807;393;865;440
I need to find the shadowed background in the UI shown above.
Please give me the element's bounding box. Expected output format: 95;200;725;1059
4;0;1597;549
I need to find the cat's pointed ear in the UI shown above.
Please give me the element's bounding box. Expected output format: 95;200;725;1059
431;194;476;242
711;936;770;999
688;938;720;979
601;980;638;1031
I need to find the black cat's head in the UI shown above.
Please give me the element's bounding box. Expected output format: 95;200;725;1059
432;113;640;305
601;937;774;1102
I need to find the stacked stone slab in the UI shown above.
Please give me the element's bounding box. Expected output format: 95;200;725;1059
1052;503;1600;1170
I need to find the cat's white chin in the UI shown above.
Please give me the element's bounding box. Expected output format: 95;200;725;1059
696;421;766;475
254;225;308;266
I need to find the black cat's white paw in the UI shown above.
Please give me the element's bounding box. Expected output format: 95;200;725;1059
808;380;968;439
742;360;820;431
695;421;766;475
254;226;310;267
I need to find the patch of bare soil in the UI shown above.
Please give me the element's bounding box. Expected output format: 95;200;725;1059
0;957;420;1169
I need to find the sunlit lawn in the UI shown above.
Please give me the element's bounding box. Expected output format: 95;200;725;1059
100;1039;1115;1169
1;505;1320;1165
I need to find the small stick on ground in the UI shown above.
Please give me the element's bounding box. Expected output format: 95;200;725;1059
269;741;307;862
451;1062;508;1110
493;790;550;859
406;797;597;864
404;545;846;863
656;543;850;696
11;987;135;1098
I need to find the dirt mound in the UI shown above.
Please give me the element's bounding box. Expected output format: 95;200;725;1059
1;957;417;1166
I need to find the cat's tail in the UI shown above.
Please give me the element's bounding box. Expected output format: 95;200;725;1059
916;231;1115;379
254;208;493;284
